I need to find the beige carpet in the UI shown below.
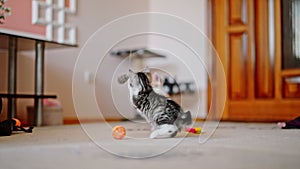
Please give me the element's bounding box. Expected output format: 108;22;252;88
0;122;299;169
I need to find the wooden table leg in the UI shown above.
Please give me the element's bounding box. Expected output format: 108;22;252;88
7;36;18;119
34;41;45;126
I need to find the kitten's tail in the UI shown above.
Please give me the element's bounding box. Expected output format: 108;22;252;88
182;111;192;125
176;111;192;130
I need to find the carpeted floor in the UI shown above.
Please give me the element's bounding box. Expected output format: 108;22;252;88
0;122;299;169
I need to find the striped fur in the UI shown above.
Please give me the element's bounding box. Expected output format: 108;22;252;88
128;69;192;138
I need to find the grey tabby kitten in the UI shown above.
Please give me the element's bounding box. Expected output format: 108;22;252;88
125;69;192;138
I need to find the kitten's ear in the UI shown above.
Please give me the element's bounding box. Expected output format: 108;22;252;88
129;69;135;78
152;72;161;83
143;67;150;74
143;67;152;82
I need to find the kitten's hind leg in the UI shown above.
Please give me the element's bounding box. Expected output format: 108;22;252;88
150;124;178;139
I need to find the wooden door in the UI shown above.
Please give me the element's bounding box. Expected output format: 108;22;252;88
212;0;300;121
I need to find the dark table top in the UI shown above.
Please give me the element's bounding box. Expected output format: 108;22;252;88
0;30;77;50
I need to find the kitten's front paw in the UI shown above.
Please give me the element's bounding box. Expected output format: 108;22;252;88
150;131;159;139
149;124;178;139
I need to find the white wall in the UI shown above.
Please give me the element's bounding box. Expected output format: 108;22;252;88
43;0;151;120
0;0;149;121
0;0;208;122
147;0;208;118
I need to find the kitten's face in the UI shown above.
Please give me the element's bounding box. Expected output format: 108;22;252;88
128;69;152;95
128;70;141;92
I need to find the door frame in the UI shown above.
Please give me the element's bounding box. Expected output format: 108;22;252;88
210;0;300;122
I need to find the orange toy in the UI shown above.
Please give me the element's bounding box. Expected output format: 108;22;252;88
12;118;21;127
112;125;126;140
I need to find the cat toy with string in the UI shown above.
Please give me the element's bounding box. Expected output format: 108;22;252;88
117;74;130;84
